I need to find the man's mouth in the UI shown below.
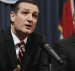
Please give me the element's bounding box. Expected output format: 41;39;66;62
26;24;31;27
25;24;32;29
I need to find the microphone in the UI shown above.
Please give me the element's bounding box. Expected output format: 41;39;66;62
41;42;64;66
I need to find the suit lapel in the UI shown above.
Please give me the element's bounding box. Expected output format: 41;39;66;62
4;27;17;70
21;32;38;71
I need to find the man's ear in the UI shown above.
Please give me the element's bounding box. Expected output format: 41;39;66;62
10;11;16;22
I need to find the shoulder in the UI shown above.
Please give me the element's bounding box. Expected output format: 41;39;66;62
31;32;44;37
57;35;72;45
54;34;73;50
0;28;5;34
30;32;46;41
0;28;7;50
0;27;10;42
28;32;47;46
0;28;5;39
0;27;10;35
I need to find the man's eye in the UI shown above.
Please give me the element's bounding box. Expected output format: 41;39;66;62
32;14;38;19
22;12;28;14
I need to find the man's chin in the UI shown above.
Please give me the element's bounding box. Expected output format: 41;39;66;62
23;31;33;35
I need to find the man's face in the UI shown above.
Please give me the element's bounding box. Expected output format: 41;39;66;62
10;2;39;35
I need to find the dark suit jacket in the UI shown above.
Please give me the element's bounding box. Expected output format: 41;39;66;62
51;31;75;71
0;27;50;71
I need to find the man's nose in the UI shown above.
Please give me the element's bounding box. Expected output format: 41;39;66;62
27;14;33;23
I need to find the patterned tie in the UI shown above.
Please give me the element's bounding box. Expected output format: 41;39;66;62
17;41;25;65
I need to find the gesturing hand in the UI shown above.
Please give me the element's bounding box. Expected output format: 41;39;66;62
13;65;20;71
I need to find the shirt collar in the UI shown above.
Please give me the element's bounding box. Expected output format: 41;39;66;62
11;29;28;45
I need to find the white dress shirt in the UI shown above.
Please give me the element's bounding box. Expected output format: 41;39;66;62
11;29;27;58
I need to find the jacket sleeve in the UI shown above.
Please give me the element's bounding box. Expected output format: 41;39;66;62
51;42;68;71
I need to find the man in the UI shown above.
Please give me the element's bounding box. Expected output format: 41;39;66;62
51;10;75;71
0;0;50;71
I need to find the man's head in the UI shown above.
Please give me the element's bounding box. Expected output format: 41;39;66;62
10;0;39;39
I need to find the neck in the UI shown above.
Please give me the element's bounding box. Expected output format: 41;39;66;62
16;33;28;41
11;25;28;41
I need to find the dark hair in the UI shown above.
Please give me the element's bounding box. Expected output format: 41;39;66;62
12;0;39;14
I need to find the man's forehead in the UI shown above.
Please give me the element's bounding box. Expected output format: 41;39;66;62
19;2;39;13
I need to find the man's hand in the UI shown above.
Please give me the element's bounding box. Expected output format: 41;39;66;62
13;65;20;71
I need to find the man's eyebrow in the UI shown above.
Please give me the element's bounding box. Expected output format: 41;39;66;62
23;9;39;14
23;9;29;11
34;11;39;14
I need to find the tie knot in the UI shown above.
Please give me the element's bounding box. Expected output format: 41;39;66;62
18;41;24;47
17;41;25;52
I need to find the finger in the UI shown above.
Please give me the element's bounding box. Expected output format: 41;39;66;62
17;65;20;71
